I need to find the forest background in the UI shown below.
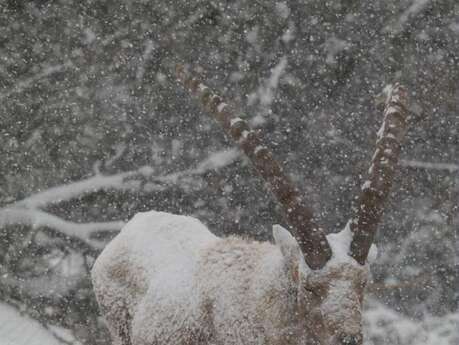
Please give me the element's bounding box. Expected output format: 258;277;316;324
0;1;457;344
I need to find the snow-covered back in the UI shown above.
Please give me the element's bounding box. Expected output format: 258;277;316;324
92;211;375;345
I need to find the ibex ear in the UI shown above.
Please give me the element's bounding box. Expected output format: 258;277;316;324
273;225;302;283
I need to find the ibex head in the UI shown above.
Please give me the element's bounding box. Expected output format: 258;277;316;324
177;65;408;345
274;224;375;345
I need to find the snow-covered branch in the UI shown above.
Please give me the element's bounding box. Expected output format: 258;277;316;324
11;148;240;209
161;148;240;183
1;149;240;251
0;61;74;101
384;0;432;35
400;159;459;172
0;208;124;250
247;56;288;125
136;40;155;83
12;171;138;209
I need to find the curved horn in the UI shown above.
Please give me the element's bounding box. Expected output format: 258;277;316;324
176;64;331;269
349;84;409;264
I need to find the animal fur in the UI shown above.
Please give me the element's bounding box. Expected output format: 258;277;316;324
92;211;369;345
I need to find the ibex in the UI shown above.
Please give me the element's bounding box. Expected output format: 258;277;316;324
91;65;409;345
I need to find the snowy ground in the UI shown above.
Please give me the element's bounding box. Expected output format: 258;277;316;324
0;303;81;345
363;299;458;345
0;300;456;345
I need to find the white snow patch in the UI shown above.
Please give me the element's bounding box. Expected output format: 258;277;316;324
282;24;295;43
364;299;459;345
368;164;374;175
326;222;378;265
361;180;372;191
275;2;290;19
0;302;81;345
386;106;400;116
384;148;393;155
198;83;208;92
254;145;266;155
241;130;250;139
371;148;381;162
367;243;378;264
217;102;227;112
230;117;244;126
193;149;240;174
260;56;288;107
386;133;396;139
376;120;386;140
326;224;354;264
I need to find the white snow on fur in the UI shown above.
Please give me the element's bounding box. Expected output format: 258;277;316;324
92;211;380;345
92;212;297;344
92;211;218;301
92;211;293;344
92;211;220;343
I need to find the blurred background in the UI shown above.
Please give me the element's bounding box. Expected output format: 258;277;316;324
0;1;458;344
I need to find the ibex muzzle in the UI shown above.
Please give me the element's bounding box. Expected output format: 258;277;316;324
92;67;408;345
